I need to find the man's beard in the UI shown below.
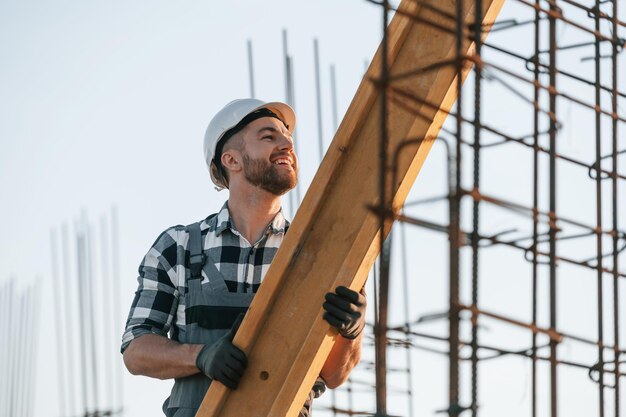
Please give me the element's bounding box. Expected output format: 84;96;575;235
242;153;298;196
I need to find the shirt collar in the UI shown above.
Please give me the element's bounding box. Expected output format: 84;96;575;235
207;201;289;237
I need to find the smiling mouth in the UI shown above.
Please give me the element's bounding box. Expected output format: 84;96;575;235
272;157;294;169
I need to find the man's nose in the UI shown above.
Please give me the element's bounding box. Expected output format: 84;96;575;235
278;134;294;151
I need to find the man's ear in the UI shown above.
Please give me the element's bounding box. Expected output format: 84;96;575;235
221;149;242;175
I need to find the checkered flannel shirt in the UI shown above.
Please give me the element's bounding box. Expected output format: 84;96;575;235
121;202;288;353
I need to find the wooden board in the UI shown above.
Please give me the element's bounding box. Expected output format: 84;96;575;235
197;0;504;415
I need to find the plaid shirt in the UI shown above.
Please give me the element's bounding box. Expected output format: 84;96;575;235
121;202;288;352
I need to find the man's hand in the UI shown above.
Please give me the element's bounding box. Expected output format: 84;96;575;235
323;286;366;340
195;314;248;389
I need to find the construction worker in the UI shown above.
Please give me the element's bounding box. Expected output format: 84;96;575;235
121;99;366;417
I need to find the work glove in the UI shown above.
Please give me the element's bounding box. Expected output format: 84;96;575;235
323;286;367;340
195;313;248;389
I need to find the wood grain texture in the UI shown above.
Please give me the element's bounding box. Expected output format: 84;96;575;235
197;0;504;415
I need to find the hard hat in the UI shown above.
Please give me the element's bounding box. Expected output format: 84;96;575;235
203;98;296;190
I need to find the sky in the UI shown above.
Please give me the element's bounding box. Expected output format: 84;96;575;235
1;0;625;417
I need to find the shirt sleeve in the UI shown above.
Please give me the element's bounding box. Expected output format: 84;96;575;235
120;226;182;353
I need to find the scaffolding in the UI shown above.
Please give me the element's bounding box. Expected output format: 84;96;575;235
311;0;625;415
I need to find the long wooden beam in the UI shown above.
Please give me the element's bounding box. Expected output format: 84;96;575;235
197;0;504;415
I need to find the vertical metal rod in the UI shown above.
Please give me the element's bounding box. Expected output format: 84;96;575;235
100;216;115;412
86;223;100;413
288;59;302;207
372;260;379;348
449;0;464;414
0;283;8;417
76;222;90;414
62;222;78;415
400;221;415;417
7;280;16;416
611;0;620;414
26;284;40;417
314;38;325;162
531;2;541;416
282;29;290;110
51;230;68;417
15;288;27;417
363;265;379;415
470;0;483;413
247;39;256;98
592;1;605;414
548;1;559;416
282;29;295;218
375;0;390;414
330;64;339;133
27;287;41;417
111;206;124;412
282;29;302;211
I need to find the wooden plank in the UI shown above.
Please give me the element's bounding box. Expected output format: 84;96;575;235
197;0;504;415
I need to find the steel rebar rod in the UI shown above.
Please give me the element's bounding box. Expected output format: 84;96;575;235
62;222;79;415
314;38;325;162
51;230;68;417
531;2;541;416
470;0;483;413
375;1;390;414
247;39;256;99
76;224;90;413
281;29;302;211
399;222;414;417
100;216;115;410
111;206;124;411
86;223;100;412
449;0;464;414
593;0;606;413
330;64;339;133
611;1;621;414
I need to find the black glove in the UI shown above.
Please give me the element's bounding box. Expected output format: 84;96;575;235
195;313;248;389
323;286;367;340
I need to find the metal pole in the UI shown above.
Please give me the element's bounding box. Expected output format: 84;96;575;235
375;1;390;414
400;222;415;417
282;29;302;212
449;0;464;414
0;282;9;417
247;39;256;98
25;284;40;417
314;38;325;162
7;280;17;416
592;1;605;414
15;287;27;417
470;0;483;412
6;280;16;417
610;0;620;414
86;222;100;413
29;285;41;417
531;3;541;416
548;2;559;416
51;230;68;417
100;215;115;412
111;206;124;413
62;222;78;415
76;221;90;414
330;64;339;133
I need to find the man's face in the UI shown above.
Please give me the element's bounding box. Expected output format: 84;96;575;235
240;117;298;195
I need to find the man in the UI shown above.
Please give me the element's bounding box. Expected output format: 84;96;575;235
121;99;366;417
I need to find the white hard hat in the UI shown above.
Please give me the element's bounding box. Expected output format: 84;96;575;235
203;98;296;190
